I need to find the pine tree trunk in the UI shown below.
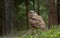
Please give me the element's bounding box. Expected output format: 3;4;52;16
4;0;16;35
0;0;6;36
57;0;60;24
48;0;58;27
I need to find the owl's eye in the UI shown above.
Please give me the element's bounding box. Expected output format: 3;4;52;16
30;12;32;13
32;18;36;20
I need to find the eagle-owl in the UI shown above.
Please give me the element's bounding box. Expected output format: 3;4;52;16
28;10;46;30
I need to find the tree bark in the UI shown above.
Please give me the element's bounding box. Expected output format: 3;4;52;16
57;0;60;24
48;0;58;27
4;0;16;35
0;0;6;36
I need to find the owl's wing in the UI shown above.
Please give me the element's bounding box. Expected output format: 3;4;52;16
36;15;43;21
29;18;37;24
34;15;46;25
36;15;44;22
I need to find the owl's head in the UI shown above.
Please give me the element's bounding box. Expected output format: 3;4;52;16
28;10;38;18
29;10;37;15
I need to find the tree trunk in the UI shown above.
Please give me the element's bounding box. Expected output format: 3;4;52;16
48;0;58;27
0;0;6;36
57;0;60;24
4;0;16;35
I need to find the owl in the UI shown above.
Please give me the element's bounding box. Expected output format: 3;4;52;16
28;10;46;30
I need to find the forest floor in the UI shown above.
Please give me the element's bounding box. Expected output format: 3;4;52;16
0;25;60;38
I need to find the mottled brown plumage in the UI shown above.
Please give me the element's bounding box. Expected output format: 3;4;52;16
28;10;46;30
